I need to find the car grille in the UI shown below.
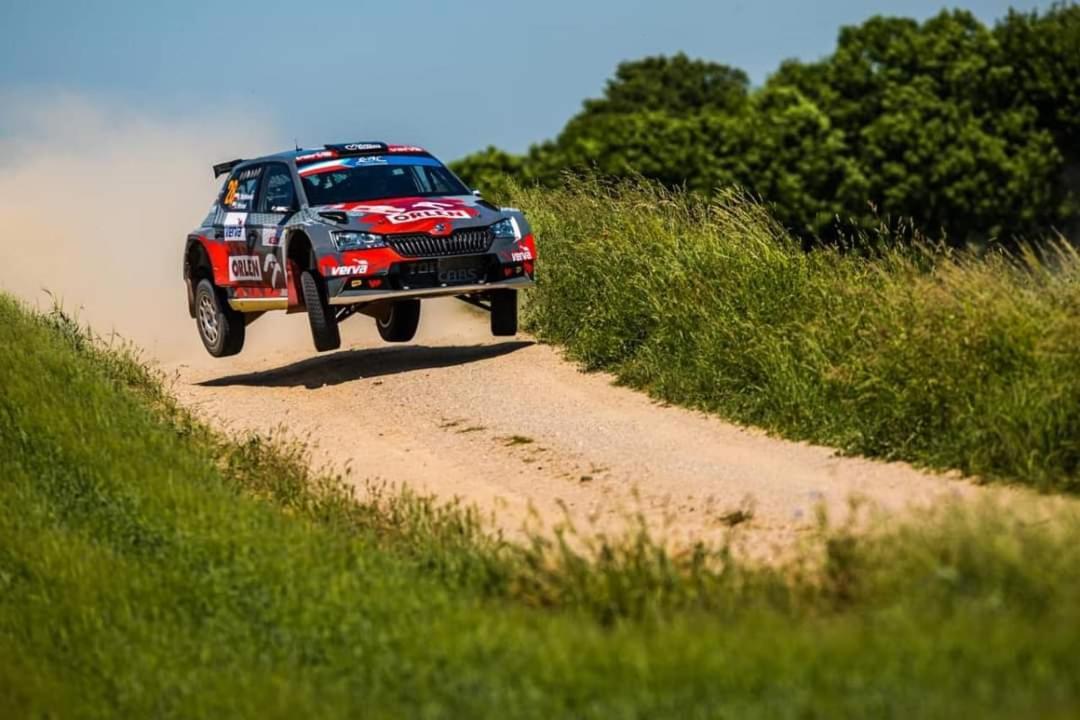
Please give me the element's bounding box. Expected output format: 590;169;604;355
386;227;493;258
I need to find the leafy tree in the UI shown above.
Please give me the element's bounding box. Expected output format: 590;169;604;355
451;8;1080;246
578;53;750;117
742;86;856;238
996;3;1080;156
797;10;1067;241
453;54;751;191
996;3;1080;235
857;79;1060;241
449;146;524;201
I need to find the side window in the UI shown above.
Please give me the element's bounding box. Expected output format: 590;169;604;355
222;165;263;211
259;164;297;213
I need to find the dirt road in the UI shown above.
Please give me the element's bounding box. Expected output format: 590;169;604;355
163;298;1060;555
0;105;1054;557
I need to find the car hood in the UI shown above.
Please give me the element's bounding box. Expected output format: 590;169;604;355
312;195;502;235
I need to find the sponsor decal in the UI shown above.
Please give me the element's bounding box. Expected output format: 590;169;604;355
296;150;336;163
223;212;247;241
328;259;369;277
387;144;426;153
223;179;239;207
298;160;345;177
348;200;472;225
263;253;283;287
440;267;478;283
229;255;262;283
299;154;442;176
224;169;260;209
407;260;479;284
505;233;537;266
344;142;383;152
261;229;281;247
298;155;392;176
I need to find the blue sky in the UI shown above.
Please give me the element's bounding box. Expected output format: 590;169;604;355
0;0;1056;160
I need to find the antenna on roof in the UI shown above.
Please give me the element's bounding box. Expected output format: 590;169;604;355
294;138;300;151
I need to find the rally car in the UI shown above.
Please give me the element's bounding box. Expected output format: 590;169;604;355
183;142;536;357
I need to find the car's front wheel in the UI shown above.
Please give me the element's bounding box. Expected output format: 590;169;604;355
300;270;341;352
376;299;421;342
490;290;518;336
194;279;245;357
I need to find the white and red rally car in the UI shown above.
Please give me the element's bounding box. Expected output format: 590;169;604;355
183;142;536;357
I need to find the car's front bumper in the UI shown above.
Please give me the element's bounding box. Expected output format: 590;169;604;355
325;248;535;305
328;275;534;305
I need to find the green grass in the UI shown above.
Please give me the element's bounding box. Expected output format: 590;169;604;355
512;177;1080;491
2;294;1080;718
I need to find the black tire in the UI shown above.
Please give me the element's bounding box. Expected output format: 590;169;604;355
194;278;245;357
490;290;518;336
376;299;421;342
300;270;341;352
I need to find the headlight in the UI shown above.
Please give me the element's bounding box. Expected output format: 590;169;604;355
491;217;520;240
331;231;385;250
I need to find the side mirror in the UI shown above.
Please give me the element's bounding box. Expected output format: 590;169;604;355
271;204;299;213
472;189;483;197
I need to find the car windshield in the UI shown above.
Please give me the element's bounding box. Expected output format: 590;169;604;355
298;155;470;206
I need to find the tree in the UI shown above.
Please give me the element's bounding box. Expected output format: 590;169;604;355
580;53;749;117
743;86;857;239
996;4;1080;157
857;78;1060;242
449;146;524;202
797;10;1066;243
451;8;1080;246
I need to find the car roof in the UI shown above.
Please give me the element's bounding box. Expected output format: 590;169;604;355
214;143;434;178
263;144;431;162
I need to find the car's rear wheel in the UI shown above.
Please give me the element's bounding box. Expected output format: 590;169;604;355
300;270;341;352
490;290;518;336
376;299;421;342
195;278;245;357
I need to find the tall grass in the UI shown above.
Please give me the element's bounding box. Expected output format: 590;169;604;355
3;294;1080;717
513;178;1080;491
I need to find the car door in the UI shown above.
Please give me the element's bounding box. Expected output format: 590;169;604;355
248;162;297;297
217;164;265;288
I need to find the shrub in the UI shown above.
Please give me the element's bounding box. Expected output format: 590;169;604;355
516;177;1080;490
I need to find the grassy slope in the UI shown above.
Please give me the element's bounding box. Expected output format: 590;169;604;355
514;179;1080;491
1;294;1079;718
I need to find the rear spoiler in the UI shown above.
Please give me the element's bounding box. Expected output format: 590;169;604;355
212;159;244;178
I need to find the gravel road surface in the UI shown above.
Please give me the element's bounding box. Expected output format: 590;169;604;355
162;298;1061;556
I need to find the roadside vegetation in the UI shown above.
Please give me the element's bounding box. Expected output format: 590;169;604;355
447;3;1080;493
3;293;1080;717
515;178;1080;492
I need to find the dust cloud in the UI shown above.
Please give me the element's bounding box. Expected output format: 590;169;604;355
0;94;497;367
0;94;276;361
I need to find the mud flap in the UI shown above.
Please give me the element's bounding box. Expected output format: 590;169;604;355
286;259;305;313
